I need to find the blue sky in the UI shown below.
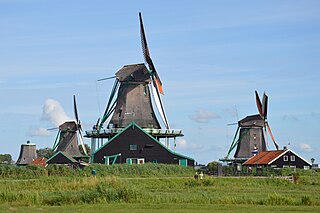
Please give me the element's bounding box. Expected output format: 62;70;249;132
1;0;319;164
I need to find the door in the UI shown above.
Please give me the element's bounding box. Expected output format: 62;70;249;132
179;159;187;167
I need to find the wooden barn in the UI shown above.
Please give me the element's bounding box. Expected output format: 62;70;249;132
93;122;194;167
243;148;311;169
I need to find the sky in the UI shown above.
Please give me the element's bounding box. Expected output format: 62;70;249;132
1;0;320;164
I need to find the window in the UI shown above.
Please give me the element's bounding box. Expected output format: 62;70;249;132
283;155;288;161
290;155;295;161
138;159;145;164
126;158;144;165
283;165;289;168
130;144;137;151
304;166;310;170
131;159;138;164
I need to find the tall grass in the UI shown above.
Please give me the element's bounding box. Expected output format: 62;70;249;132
0;175;319;206
0;163;195;179
84;163;195;177
0;164;319;207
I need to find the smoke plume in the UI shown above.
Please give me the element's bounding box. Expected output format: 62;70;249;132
29;99;72;137
41;98;72;126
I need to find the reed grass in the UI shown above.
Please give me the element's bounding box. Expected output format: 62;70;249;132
0;164;319;208
0;175;319;207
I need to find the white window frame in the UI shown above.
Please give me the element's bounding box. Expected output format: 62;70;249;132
283;165;289;168
283;155;288;161
138;158;145;164
290;155;295;161
126;158;145;165
304;166;310;170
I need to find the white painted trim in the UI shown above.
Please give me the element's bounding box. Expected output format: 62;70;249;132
268;149;311;166
267;150;289;165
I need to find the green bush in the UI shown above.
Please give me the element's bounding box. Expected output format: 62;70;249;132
46;164;78;176
84;163;194;177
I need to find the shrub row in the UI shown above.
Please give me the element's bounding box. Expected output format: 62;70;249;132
0;163;195;179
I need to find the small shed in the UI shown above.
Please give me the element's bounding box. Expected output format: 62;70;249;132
46;151;78;166
243;148;311;169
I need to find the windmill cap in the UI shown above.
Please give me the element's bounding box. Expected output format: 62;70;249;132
24;140;36;145
115;64;150;82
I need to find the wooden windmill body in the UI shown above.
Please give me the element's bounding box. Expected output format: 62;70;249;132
108;64;161;129
233;114;267;159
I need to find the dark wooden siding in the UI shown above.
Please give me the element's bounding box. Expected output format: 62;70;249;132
271;151;310;169
93;125;194;166
234;127;266;159
47;153;75;164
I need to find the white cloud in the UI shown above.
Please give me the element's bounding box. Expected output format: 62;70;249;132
282;114;299;121
41;99;72;127
299;143;312;152
176;138;188;149
28;127;52;137
175;138;206;152
190;108;220;123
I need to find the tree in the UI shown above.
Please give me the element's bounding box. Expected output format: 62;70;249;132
207;161;219;175
79;144;91;156
36;147;54;158
0;154;12;164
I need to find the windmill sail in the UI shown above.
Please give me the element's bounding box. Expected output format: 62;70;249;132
262;93;268;119
139;12;170;129
139;12;163;94
73;95;87;155
150;81;170;129
255;91;263;118
266;121;279;150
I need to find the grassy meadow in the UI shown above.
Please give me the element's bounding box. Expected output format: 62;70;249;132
0;164;319;212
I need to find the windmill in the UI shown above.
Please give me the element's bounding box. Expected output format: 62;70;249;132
16;141;37;165
225;91;279;161
96;12;170;131
86;13;185;157
52;95;88;157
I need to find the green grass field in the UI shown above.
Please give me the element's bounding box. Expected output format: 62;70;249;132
1;203;320;213
0;164;319;212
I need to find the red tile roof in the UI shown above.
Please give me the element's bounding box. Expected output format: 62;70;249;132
31;157;48;166
243;150;287;165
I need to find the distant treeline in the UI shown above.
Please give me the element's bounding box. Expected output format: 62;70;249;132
0;154;12;164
